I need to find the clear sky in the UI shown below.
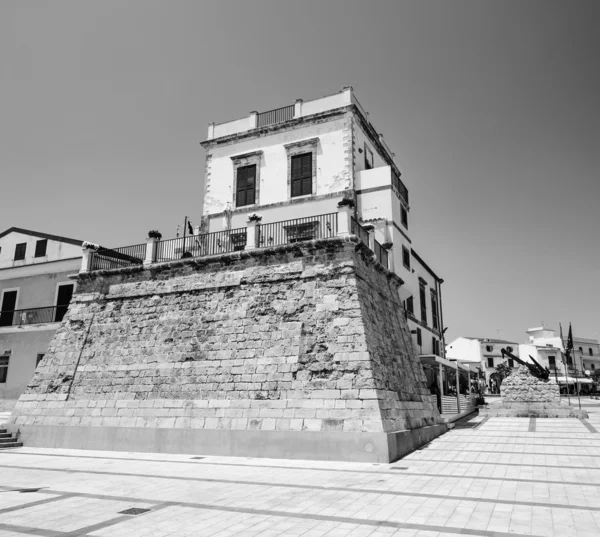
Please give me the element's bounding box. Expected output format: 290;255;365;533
1;1;598;344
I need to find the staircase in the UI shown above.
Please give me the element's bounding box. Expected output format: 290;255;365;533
0;428;22;449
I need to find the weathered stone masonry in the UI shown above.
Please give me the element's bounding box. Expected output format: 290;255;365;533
10;237;444;461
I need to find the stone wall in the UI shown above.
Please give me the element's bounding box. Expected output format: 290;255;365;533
9;237;444;461
501;366;560;403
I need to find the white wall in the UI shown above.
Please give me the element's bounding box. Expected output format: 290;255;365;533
204;117;350;220
0;232;81;270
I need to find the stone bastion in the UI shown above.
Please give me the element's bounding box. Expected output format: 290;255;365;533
8;236;446;462
481;366;588;418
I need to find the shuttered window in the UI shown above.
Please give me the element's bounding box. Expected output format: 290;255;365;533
14;243;26;261
35;239;47;257
236;165;256;207
291;153;312;197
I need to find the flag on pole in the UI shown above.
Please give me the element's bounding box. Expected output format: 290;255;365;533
559;322;566;363
566;323;574;354
187;220;194;235
176;224;180;238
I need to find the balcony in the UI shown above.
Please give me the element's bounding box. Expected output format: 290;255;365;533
355;165;409;205
86;211;391;273
0;306;65;328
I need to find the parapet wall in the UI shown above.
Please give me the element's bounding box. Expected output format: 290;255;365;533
10;237;444;461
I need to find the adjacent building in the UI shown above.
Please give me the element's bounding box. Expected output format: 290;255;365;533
0;228;82;400
200;86;445;360
445;336;519;393
520;326;599;392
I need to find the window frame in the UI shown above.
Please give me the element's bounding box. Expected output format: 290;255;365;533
548;355;556;370
487;357;494;368
235;164;257;208
430;290;439;330
284;138;318;200
230;151;262;209
401;205;408;229
0;355;9;383
14;242;26;261
402;246;410;270
34;239;48;258
419;281;427;325
364;143;374;170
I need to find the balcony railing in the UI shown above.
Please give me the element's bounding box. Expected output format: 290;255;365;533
350;217;370;248
257;105;295;128
90;243;146;271
257;213;337;248
0;306;63;328
156;228;247;262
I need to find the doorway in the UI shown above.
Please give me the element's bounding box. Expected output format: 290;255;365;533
55;284;74;323
0;290;18;327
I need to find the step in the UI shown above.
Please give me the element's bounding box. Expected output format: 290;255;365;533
0;433;11;438
0;429;7;434
0;442;22;449
0;437;18;443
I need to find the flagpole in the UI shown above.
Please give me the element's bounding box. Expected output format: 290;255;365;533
183;216;187;255
560;323;571;406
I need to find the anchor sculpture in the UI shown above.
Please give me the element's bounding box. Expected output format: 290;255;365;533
500;348;551;381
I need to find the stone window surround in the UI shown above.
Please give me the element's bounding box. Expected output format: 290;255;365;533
230;150;263;209
284;137;319;200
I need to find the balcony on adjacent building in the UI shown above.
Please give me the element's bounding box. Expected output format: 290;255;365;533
0;305;65;328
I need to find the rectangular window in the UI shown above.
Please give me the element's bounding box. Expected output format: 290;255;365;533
592;363;596;370
364;144;373;170
401;206;408;228
508;358;514;368
487;357;494;367
402;246;410;269
291;153;312;197
406;296;414;315
36;354;45;368
416;328;422;347
34;239;48;257
419;284;427;324
14;243;26;261
0;290;18;327
548;356;556;370
589;348;593;356
236;165;256;207
432;337;439;356
431;293;439;330
0;356;8;383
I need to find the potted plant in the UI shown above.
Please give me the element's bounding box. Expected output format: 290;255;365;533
82;241;100;251
381;241;393;250
148;230;162;240
247;213;263;223
337;198;355;209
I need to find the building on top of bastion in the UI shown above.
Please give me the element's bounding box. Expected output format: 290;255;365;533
201;86;446;368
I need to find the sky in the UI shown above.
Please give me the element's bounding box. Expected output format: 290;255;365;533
1;0;598;344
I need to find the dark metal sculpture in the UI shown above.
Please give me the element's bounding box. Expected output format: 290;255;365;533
501;348;550;381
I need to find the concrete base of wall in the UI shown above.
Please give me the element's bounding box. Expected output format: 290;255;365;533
9;423;448;463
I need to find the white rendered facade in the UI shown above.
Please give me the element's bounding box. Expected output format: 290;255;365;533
201;87;444;357
0;228;82;400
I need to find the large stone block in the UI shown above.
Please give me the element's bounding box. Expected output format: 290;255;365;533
9;237;445;461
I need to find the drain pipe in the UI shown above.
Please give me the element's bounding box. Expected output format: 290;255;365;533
65;313;95;401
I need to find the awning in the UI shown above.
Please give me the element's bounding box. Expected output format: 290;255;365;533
555;376;593;384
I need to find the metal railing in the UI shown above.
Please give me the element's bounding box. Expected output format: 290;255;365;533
90;243;146;271
373;240;389;269
156;228;247;262
350;217;370;249
257;213;337;248
0;306;61;328
257;105;295;128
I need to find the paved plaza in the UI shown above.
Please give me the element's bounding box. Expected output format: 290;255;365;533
1;401;600;537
